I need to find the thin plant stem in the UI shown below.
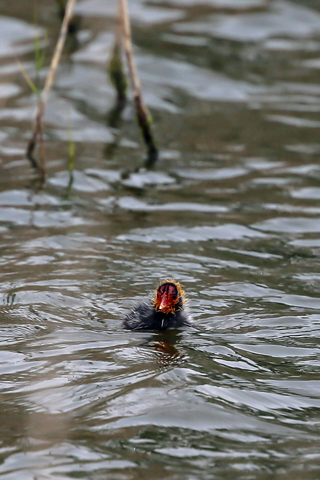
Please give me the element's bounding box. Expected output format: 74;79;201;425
38;107;45;175
118;0;158;164
27;0;78;173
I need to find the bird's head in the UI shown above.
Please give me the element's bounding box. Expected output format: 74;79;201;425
153;279;185;314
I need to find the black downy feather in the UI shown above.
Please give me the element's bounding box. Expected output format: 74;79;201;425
123;297;192;331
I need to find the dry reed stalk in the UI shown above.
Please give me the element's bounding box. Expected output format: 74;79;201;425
27;0;78;175
118;0;158;163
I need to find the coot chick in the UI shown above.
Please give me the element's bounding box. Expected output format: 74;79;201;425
123;280;192;331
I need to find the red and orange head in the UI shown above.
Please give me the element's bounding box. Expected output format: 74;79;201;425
153;279;185;314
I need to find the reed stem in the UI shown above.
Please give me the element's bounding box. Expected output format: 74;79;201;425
118;0;158;163
27;0;78;174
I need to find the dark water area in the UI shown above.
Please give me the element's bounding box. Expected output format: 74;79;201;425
1;0;320;478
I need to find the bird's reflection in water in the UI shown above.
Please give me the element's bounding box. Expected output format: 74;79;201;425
142;330;188;368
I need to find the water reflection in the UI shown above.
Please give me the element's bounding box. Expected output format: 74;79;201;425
143;330;188;367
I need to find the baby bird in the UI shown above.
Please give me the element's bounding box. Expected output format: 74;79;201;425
123;279;192;330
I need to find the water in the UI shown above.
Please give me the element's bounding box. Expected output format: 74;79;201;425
0;0;320;478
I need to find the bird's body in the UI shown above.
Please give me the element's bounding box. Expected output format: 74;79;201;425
123;280;192;331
